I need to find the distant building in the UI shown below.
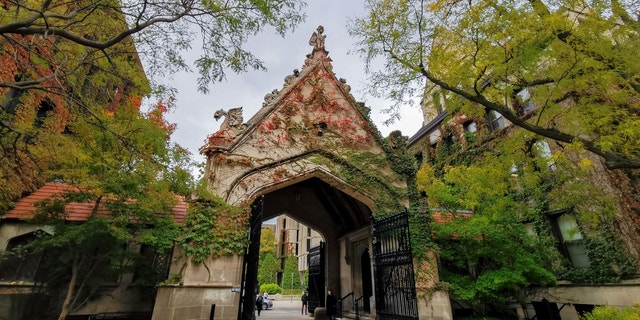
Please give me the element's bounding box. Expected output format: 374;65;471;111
274;215;323;287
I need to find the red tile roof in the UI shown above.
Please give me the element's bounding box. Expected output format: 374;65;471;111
3;182;187;224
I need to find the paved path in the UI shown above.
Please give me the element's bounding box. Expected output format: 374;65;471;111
256;299;315;320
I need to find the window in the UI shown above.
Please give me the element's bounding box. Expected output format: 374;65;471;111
463;121;477;143
1;75;25;114
486;110;505;131
516;89;536;115
549;212;590;268
132;244;172;285
535;140;556;171
463;121;476;133
0;231;47;282
524;222;536;236
34;99;55;128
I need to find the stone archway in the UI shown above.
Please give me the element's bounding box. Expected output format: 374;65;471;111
151;26;452;320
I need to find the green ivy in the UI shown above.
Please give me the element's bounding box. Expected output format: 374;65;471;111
562;231;636;283
177;191;250;263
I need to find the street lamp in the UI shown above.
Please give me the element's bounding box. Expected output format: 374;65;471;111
290;273;294;302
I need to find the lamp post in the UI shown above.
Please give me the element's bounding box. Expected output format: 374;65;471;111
290;273;294;302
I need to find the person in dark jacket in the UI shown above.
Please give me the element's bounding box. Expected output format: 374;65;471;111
301;290;308;315
255;294;264;316
326;289;337;320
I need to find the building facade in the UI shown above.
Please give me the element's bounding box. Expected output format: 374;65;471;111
408;79;640;320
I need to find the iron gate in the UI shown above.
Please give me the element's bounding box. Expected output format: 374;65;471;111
372;210;418;320
307;242;325;313
238;196;263;320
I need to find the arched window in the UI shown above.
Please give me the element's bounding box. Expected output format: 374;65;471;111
0;230;48;282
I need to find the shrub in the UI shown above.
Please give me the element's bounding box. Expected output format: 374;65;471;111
581;306;640;320
260;283;282;295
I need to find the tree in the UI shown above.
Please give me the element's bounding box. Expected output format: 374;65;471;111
0;1;303;318
260;227;277;256
0;0;305;210
350;0;640;170
16;95;194;320
415;136;560;315
281;254;301;292
0;0;306;93
258;252;280;285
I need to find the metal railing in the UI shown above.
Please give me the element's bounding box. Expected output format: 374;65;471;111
354;295;364;320
338;292;354;318
337;292;368;320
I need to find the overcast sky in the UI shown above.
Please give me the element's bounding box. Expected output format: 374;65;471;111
161;2;424;166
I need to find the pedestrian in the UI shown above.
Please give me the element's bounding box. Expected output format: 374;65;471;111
263;291;269;300
326;289;337;320
301;290;308;315
256;294;264;316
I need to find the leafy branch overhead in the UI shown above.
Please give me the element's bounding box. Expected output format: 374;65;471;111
351;0;640;169
0;0;306;93
0;0;304;211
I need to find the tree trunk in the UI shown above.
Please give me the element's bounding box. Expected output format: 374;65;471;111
58;254;80;320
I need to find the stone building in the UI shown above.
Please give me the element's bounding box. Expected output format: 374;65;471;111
0;182;187;319
408;79;640;320
274;214;323;286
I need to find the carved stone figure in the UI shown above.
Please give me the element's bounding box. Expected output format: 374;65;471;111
309;25;326;51
214;107;244;130
284;69;300;86
262;89;280;108
339;78;351;93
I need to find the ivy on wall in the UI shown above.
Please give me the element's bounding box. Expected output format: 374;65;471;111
408;112;637;314
177;187;250;263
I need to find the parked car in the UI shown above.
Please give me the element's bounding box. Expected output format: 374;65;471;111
262;297;273;310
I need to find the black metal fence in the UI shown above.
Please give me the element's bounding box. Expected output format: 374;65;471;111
372;211;419;320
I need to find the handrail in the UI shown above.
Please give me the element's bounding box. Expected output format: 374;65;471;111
354;296;364;320
338;292;354;318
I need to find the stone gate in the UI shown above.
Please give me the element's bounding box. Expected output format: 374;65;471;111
152;26;452;320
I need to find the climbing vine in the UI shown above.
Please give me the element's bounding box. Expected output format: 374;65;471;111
177;189;250;263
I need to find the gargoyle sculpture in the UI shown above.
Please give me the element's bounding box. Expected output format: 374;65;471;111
214;107;244;131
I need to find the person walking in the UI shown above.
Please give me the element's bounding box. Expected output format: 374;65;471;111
301;290;308;315
326;289;337;320
255;294;264;316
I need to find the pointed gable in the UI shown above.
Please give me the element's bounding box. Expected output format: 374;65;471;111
202;27;408;212
202;26;378;158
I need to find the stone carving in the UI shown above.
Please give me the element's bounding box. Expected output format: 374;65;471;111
387;130;408;151
284;69;300;86
339;78;351;93
262;89;280;108
214;107;244;130
309;25;326;51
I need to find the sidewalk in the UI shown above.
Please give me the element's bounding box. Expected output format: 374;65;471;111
256;296;346;320
257;299;314;320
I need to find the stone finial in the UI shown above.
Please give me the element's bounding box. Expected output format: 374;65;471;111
214;107;244;130
309;25;326;51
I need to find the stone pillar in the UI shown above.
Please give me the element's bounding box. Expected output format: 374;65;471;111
152;255;244;320
415;250;452;320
